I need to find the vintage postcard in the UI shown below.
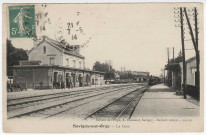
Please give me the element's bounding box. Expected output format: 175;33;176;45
2;3;204;133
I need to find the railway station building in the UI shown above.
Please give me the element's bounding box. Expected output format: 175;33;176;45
12;36;105;90
165;56;199;99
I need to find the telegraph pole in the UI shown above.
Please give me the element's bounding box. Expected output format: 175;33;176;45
167;47;170;63
184;7;200;96
194;7;199;49
164;69;165;84
173;47;174;63
167;47;169;86
184;8;197;53
194;7;200;92
180;7;187;99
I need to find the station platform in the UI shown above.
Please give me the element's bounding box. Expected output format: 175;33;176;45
131;84;200;117
7;83;144;100
7;84;107;100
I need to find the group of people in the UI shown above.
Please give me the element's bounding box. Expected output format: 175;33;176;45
66;75;75;89
66;74;91;89
52;74;91;89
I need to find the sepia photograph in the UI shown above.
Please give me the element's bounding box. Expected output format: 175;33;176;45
2;2;204;133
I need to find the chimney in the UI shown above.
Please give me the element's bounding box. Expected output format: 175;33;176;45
32;39;38;60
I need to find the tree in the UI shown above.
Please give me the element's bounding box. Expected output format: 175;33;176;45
174;50;183;63
7;39;28;76
93;61;116;80
93;61;109;72
119;71;135;80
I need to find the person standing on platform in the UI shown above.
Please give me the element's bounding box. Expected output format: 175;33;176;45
70;76;73;89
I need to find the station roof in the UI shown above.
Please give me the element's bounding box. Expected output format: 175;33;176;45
28;36;85;59
11;65;105;74
186;56;196;63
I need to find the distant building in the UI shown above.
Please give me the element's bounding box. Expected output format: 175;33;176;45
105;60;113;71
105;60;113;67
130;71;150;76
121;67;126;72
105;60;113;65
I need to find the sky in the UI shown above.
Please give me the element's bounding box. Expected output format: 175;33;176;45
9;3;202;76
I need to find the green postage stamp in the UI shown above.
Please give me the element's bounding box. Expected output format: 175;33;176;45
9;5;36;38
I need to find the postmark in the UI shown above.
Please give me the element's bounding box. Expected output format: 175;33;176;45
54;11;92;50
9;5;36;38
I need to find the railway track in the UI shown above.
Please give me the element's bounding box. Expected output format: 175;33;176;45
85;86;149;120
8;84;145;119
7;85;131;111
8;85;119;103
42;85;139;119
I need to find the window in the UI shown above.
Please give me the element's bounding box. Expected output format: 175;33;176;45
43;46;46;53
73;60;76;68
66;58;69;66
50;57;55;65
79;61;81;69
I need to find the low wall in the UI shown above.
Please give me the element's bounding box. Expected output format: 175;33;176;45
186;84;199;100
